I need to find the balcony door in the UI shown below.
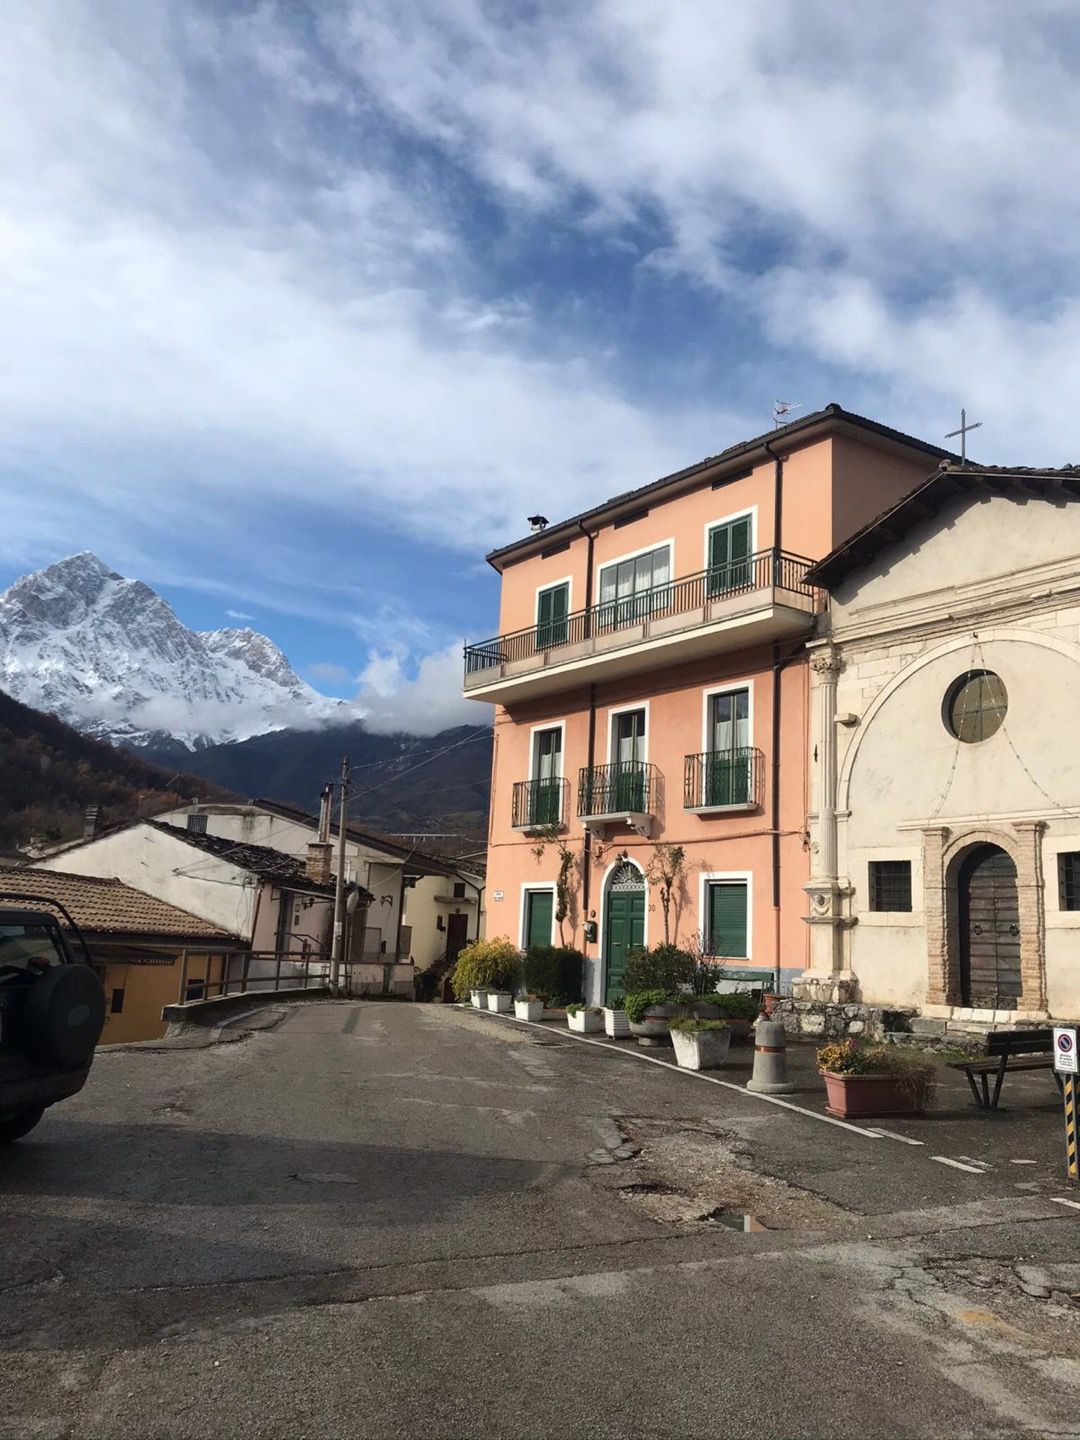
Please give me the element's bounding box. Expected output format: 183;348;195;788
597;546;671;630
706;688;750;806
536;582;569;650
612;709;646;812
531;727;563;826
707;515;752;596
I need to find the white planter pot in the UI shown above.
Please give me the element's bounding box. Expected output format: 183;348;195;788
487;991;512;1013
515;999;544;1021
471;989;489;1009
603;1008;631;1038
567;1009;602;1033
670;1027;732;1071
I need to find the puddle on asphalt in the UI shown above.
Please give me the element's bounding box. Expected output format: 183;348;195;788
700;1208;769;1232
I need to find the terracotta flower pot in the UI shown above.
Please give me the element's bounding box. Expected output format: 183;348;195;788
762;993;782;1018
820;1070;929;1119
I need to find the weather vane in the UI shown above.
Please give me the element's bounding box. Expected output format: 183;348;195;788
945;408;982;462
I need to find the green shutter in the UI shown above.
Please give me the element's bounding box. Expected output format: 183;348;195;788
536;583;569;648
708;882;747;958
525;891;554;949
708;517;752;594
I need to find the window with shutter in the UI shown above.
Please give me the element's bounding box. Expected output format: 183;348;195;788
707;516;752;596
536;583;569;649
706;880;748;958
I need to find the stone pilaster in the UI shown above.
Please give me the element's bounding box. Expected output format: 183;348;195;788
798;648;857;1002
922;825;951;1004
1011;819;1047;1012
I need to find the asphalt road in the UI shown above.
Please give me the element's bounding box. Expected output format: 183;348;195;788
1;1001;1079;1439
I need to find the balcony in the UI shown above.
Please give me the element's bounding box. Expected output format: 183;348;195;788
577;761;659;836
684;748;764;814
512;777;569;831
463;549;821;704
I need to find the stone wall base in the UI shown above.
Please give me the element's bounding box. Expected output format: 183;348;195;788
776;998;916;1041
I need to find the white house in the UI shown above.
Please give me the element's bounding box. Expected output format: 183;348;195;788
799;462;1080;1029
154;796;485;982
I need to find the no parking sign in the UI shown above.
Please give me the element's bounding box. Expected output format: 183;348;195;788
1054;1026;1078;1075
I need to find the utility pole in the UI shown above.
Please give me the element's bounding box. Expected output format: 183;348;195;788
330;756;350;996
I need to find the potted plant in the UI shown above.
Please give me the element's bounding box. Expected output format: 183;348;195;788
625;989;676;1046
670;1017;731;1071
514;993;545;1022
451;937;521;1008
486;989;513;1013
817;1039;935;1119
707;989;759;1042
566;1003;602;1034
521;945;584;1016
603;992;630;1038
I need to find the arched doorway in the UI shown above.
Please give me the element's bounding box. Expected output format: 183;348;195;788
957;844;1021;1008
603;861;645;1004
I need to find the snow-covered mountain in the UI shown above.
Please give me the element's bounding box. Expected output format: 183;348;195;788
0;553;347;748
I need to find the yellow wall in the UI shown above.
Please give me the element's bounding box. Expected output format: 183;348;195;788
95;949;219;1044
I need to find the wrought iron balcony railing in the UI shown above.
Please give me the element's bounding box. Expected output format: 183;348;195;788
464;548;819;677
683;747;764;810
511;777;569;829
577;761;659;818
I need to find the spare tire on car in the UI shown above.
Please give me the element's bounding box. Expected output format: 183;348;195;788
21;964;106;1069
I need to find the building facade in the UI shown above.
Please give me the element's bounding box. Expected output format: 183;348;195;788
800;464;1080;1025
465;406;954;1005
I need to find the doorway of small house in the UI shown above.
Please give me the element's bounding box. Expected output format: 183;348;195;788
445;912;469;967
957;843;1022;1008
603;861;645;1003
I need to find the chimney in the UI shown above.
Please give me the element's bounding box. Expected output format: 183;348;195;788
306;841;333;886
317;783;333;843
83;805;100;842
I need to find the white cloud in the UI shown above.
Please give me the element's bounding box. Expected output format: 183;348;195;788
226;609;255;622
308;660;350;683
355;642;481;735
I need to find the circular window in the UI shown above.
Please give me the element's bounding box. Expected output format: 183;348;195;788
944;669;1007;743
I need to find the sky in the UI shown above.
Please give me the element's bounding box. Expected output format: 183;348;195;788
3;1;1080;734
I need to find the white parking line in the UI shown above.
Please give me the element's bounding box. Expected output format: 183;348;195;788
1049;1196;1080;1211
931;1156;987;1174
865;1127;925;1146
479;1012;886;1138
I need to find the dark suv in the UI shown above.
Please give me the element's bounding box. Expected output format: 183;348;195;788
0;902;106;1143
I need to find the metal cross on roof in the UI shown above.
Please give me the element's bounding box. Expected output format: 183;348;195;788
945;407;983;462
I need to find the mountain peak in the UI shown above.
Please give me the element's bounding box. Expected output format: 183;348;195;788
0;555;347;748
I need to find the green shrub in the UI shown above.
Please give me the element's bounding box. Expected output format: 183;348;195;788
522;945;584;1006
708;990;760;1019
623;944;694;994
624;988;672;1024
818;1039;935;1085
451;936;521;1001
670;1017;729;1034
605;992;626;1011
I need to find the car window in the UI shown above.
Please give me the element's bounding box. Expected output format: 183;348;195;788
0;924;67;980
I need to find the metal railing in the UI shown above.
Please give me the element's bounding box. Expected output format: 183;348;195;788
464;548;819;677
684;747;764;810
577;761;659;817
512;777;569;829
176;949;412;1004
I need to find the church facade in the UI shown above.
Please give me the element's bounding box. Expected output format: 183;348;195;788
799;463;1080;1026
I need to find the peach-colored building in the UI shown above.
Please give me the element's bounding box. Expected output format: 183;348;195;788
464;406;954;1004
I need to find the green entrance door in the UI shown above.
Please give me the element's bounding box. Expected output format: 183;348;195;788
524;890;554;950
604;863;645;1002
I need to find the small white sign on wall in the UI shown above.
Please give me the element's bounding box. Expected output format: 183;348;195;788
492;890;504;902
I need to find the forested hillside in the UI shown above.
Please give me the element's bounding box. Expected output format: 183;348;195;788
0;688;232;851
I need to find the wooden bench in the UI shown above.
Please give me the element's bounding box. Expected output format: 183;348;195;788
948;1028;1065;1110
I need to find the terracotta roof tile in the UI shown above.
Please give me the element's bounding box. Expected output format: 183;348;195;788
0;867;238;942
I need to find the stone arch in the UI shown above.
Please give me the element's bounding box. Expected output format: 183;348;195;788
923;822;1045;1012
837;627;1080;814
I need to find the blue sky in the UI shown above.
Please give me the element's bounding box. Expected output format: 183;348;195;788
3;1;1080;732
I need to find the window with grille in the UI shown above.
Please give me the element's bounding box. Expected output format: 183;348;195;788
944;670;1007;743
186;813;208;834
1058;852;1080;911
868;861;912;912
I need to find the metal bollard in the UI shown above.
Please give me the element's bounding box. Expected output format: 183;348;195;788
747;1013;795;1094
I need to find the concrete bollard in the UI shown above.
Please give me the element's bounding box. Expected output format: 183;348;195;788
746;1014;795;1094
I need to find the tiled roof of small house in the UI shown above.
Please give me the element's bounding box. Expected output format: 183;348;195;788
0;867;238;941
145;822;339;894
